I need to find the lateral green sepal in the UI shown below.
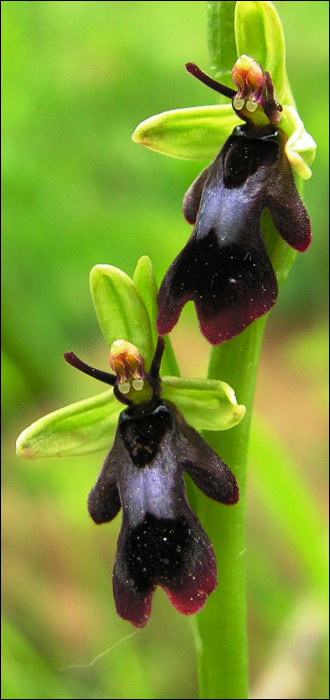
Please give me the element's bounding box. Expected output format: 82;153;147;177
162;376;246;430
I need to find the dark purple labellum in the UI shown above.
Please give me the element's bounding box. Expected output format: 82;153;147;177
156;125;311;345
88;398;239;627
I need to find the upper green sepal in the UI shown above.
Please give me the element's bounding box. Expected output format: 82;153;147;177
132;256;159;346
235;0;290;105
132;256;180;376
90;258;178;374
90;263;154;369
207;1;237;90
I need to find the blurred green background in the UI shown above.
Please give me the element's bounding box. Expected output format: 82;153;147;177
2;2;328;698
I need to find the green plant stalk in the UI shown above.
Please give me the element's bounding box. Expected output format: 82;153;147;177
193;316;266;699
195;5;253;690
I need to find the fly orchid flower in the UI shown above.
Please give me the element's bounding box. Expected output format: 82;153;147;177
65;336;239;627
132;2;316;345
16;257;245;627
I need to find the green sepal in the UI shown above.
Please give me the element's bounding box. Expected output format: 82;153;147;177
281;106;316;180
16;373;247;459
133;256;180;377
90;264;154;369
132;256;158;346
235;0;291;105
16;390;120;459
207;1;237;93
132;105;240;161
132;87;315;180
162;376;246;431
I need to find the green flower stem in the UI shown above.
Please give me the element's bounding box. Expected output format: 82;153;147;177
193;316;266;699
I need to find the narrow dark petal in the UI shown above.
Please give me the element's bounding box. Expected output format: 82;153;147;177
262;71;283;125
88;448;121;524
64;351;116;386
146;335;165;398
185;62;236;100
183;165;212;224
170;403;239;504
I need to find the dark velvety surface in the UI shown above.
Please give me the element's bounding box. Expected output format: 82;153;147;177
157;126;311;344
88;398;238;626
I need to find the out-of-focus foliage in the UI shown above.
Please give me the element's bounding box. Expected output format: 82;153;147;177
2;2;328;699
